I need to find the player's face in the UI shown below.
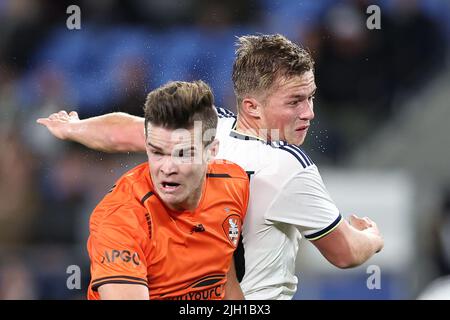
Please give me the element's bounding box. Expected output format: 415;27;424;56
260;70;316;145
145;125;212;212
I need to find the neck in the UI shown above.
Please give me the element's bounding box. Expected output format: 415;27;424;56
235;114;267;141
185;176;206;211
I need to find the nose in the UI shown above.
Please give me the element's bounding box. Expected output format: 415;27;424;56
160;156;178;176
300;100;314;121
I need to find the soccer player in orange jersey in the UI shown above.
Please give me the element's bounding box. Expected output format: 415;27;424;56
86;80;249;300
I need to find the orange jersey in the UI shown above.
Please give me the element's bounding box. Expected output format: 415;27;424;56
87;160;249;300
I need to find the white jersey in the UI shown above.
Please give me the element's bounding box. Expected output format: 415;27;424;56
215;107;342;300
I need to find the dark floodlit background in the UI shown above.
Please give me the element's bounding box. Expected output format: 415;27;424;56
1;0;450;299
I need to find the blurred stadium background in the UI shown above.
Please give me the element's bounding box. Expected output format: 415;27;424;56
1;0;450;299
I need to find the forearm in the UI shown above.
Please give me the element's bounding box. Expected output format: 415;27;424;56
98;283;149;300
224;259;244;300
314;219;383;269
346;226;382;268
224;279;244;300
65;113;146;153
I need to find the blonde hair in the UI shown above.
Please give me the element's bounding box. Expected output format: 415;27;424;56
232;34;314;105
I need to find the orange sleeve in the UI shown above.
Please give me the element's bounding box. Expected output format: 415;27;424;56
233;163;250;221
88;203;149;292
241;178;250;220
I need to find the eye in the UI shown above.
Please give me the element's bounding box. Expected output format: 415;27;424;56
150;149;163;156
308;95;315;102
174;149;194;158
288;100;299;106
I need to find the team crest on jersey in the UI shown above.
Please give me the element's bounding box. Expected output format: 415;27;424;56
222;214;241;247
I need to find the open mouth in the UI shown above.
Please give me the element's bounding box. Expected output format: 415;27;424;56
161;182;181;192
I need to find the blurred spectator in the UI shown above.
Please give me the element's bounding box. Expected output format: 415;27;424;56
31;147;90;244
0;132;39;245
385;0;447;94
305;1;390;161
0;63;20;133
0;258;37;299
0;0;72;71
431;188;450;276
110;54;149;117
303;0;447;162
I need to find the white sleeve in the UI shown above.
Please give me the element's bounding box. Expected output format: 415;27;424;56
215;106;235;118
265;165;342;240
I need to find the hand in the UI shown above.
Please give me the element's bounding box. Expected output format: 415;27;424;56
36;110;80;140
349;214;373;231
349;214;383;253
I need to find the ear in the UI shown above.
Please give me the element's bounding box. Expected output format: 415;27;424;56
205;139;219;162
241;97;262;119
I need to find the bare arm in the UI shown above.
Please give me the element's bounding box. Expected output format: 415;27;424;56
224;258;245;300
98;283;149;300
36;111;146;153
312;215;384;269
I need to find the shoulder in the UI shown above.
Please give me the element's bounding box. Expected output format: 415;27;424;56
270;141;315;170
215;106;236;119
207;160;250;214
90;163;151;230
249;142;317;186
107;162;152;202
215;106;236;132
118;162;150;186
207;160;249;182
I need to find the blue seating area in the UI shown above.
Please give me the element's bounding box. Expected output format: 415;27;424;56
18;0;449;116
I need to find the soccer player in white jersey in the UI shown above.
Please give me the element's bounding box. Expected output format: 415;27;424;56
38;34;384;300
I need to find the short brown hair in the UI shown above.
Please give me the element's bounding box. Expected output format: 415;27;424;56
144;80;217;144
232;34;315;105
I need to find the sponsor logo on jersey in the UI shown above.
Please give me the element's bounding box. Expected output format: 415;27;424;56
162;284;224;300
222;214;241;247
100;250;140;266
159;274;225;300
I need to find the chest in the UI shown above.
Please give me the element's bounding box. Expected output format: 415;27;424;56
143;197;243;298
